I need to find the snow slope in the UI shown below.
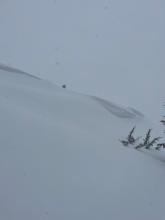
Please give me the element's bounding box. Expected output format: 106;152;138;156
0;65;165;220
0;0;164;121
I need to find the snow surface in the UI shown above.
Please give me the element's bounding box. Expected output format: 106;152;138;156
0;66;165;220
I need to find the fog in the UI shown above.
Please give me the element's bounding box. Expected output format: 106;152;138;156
0;0;164;120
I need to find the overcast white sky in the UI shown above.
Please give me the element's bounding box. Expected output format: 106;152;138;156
0;0;164;120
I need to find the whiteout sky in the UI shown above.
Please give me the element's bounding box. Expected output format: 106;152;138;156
0;0;164;120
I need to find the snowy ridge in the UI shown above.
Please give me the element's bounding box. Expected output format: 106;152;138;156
0;63;40;80
0;63;144;120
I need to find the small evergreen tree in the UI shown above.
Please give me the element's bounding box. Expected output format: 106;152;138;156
120;128;162;150
143;129;152;146
127;127;136;144
120;103;165;152
120;127;139;146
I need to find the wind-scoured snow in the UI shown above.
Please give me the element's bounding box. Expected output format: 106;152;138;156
0;66;165;220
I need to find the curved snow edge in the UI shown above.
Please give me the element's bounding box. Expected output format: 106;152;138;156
91;96;144;119
0;63;41;80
